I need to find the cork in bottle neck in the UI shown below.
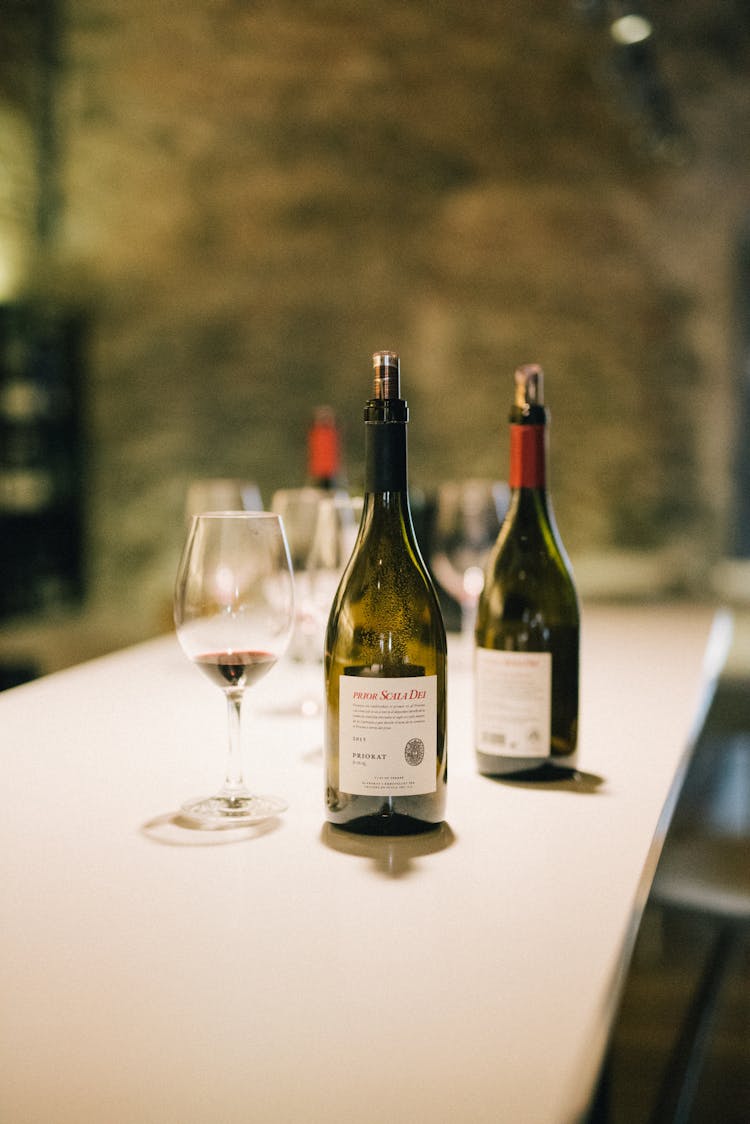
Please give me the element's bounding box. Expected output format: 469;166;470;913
514;363;544;410
373;350;400;400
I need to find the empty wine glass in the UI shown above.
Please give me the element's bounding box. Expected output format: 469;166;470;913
184;478;263;521
431;479;509;641
303;492;360;701
271;487;359;715
308;492;359;611
270;488;325;666
174;512;295;827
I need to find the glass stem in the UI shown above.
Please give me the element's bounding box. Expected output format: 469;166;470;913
221;690;248;802
460;599;478;646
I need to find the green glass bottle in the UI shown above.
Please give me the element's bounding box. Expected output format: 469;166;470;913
324;350;447;833
474;363;579;777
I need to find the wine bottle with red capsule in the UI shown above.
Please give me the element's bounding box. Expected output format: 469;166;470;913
474;363;579;777
307;405;343;491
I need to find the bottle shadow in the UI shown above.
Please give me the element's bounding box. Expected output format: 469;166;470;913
486;763;606;793
320;820;456;878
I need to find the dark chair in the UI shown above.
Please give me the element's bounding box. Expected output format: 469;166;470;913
646;734;750;1124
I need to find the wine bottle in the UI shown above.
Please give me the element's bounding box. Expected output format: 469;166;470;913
474;363;579;777
324;350;447;834
307;405;343;490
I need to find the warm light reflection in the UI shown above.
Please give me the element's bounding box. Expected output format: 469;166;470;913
463;565;485;601
610;14;653;46
214;563;237;605
0;258;18;301
0;241;31;301
0;106;36;300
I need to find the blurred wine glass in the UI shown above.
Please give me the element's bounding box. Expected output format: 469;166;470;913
307;491;359;633
270;488;326;666
430;479;509;643
185;478;263;521
270;487;359;715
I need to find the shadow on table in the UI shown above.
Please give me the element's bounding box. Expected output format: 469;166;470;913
320;820;456;879
140;811;284;847
487;764;606;793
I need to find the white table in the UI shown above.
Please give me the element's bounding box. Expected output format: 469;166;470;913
0;604;731;1124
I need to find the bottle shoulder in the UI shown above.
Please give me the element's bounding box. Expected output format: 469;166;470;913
479;493;579;627
493;492;573;571
490;519;574;579
343;497;435;587
333;530;445;623
326;503;447;667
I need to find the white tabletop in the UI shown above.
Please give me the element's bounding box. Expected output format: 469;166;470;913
0;603;731;1124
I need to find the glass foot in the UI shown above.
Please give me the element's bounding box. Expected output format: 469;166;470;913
179;792;287;828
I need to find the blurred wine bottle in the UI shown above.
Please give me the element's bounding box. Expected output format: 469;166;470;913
307;405;344;491
0;303;86;621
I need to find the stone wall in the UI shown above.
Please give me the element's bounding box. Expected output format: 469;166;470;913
2;0;750;640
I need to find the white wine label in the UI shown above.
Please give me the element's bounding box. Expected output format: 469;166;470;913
338;674;438;796
475;648;552;758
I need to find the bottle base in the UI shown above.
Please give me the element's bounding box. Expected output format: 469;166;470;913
325;788;446;835
326;811;444;836
476;752;578;781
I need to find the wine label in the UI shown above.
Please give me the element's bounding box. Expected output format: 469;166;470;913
338;674;438;796
475;648;551;757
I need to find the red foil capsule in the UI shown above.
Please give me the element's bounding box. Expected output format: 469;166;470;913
509;424;546;489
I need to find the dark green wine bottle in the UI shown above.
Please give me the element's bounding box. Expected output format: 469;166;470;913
474;363;579;777
324;350;447;833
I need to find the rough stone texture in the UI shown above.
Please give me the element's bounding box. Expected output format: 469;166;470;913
2;0;750;637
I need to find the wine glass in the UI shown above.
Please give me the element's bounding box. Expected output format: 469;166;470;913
270;487;326;663
430;479;510;641
184;478;263;521
271;487;359;714
304;492;360;679
174;511;295;827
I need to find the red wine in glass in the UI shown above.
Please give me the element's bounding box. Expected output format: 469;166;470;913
194;650;277;690
173;511;295;828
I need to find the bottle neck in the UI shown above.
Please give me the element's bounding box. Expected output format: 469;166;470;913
364;413;408;495
509;423;547;491
506;421;559;537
